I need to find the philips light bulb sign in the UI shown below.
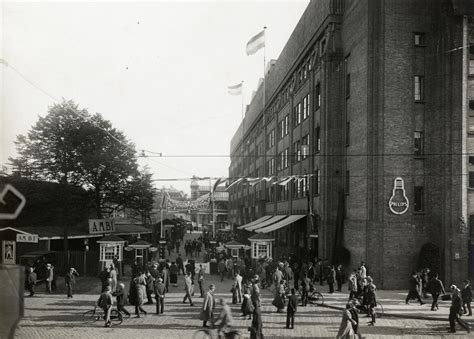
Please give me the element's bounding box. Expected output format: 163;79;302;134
89;219;116;234
388;177;409;215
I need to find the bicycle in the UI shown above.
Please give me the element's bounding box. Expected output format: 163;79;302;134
295;287;325;306
82;306;124;326
192;326;241;339
355;301;384;318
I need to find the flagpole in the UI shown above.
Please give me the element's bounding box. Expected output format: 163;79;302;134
241;81;244;121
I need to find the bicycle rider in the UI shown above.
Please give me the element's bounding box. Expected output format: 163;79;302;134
97;285;113;327
214;298;233;338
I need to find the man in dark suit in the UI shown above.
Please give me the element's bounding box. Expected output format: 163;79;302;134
26;266;37;296
286;288;298;329
426;273;445;311
65;267;79;298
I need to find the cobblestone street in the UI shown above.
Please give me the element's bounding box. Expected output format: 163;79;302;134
13;273;474;339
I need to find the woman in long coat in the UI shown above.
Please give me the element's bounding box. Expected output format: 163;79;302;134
272;280;286;312
109;264;118;292
200;284;215;327
336;303;357;339
132;271;147;317
241;283;254;319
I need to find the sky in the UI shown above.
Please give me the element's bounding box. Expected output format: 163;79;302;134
1;0;309;195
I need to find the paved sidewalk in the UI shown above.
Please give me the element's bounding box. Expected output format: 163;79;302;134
12;275;474;338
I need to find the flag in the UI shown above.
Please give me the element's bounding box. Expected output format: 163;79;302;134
160;191;169;210
212;177;227;192
225;178;243;191
246;30;265;55
228;83;242;95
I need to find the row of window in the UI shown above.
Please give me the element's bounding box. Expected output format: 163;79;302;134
294;94;311;127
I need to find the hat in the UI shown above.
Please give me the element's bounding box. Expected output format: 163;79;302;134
46;263;52;268
158;278;163;282
450;284;460;292
253;274;259;281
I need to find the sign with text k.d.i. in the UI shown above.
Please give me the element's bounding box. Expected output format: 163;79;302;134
89;219;116;234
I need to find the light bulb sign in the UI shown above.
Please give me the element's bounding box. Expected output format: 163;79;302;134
388;177;409;215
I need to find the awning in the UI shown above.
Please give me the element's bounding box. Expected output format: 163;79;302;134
256;215;306;234
237;215;273;230
246;215;287;232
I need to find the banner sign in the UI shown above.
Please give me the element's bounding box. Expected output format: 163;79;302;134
194;262;210;274
89;219;116;234
16;233;38;243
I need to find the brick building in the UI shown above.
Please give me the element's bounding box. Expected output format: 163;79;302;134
228;0;474;288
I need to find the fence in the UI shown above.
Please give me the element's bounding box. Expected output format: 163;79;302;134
55;250;99;276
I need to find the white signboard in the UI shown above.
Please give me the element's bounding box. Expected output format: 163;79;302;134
89;219;116;234
194;262;210;274
2;240;15;265
16;233;39;243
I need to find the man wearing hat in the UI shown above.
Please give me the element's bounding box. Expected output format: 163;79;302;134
449;284;470;333
65;267;79;298
251;275;261;308
154;277;166;314
201;284;216;327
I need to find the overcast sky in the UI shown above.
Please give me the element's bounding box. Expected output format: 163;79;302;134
1;0;309;194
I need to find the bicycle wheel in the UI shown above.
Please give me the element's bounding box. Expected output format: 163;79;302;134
225;329;242;339
309;291;324;306
83;309;99;322
110;309;123;326
375;302;384;318
192;329;212;339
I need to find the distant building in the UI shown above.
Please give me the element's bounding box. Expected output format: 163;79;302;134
229;0;474;288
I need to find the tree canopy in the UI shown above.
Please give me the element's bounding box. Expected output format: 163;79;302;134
9;99;155;219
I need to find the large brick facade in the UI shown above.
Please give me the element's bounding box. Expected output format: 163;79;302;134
229;0;474;289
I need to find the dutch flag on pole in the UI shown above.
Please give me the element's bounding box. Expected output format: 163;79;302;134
228;83;242;95
246;30;265;56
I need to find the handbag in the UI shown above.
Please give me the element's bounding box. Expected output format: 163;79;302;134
441;294;451;301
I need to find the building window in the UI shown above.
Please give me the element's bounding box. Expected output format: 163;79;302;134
301;135;309;159
315;169;321;195
294;103;302;126
345;170;350;195
285;115;289;135
470;172;474;188
414;32;425;46
315;126;321;152
284;148;289;168
469;156;474;165
345;122;350;146
294;140;301;162
469;116;474;135
268;129;275;148
414;131;424;156
315;83;321;109
302;95;310;120
469;60;474;76
414;75;424;101
414;186;424;212
252;242;269;259
470;100;474;110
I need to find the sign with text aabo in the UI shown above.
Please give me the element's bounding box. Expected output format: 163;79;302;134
89;219;116;234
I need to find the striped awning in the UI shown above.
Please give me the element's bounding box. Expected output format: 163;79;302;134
256;215;306;234
246;215;287;232
237;215;273;230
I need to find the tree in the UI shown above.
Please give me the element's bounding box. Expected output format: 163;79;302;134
124;167;156;224
9;99;150;218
